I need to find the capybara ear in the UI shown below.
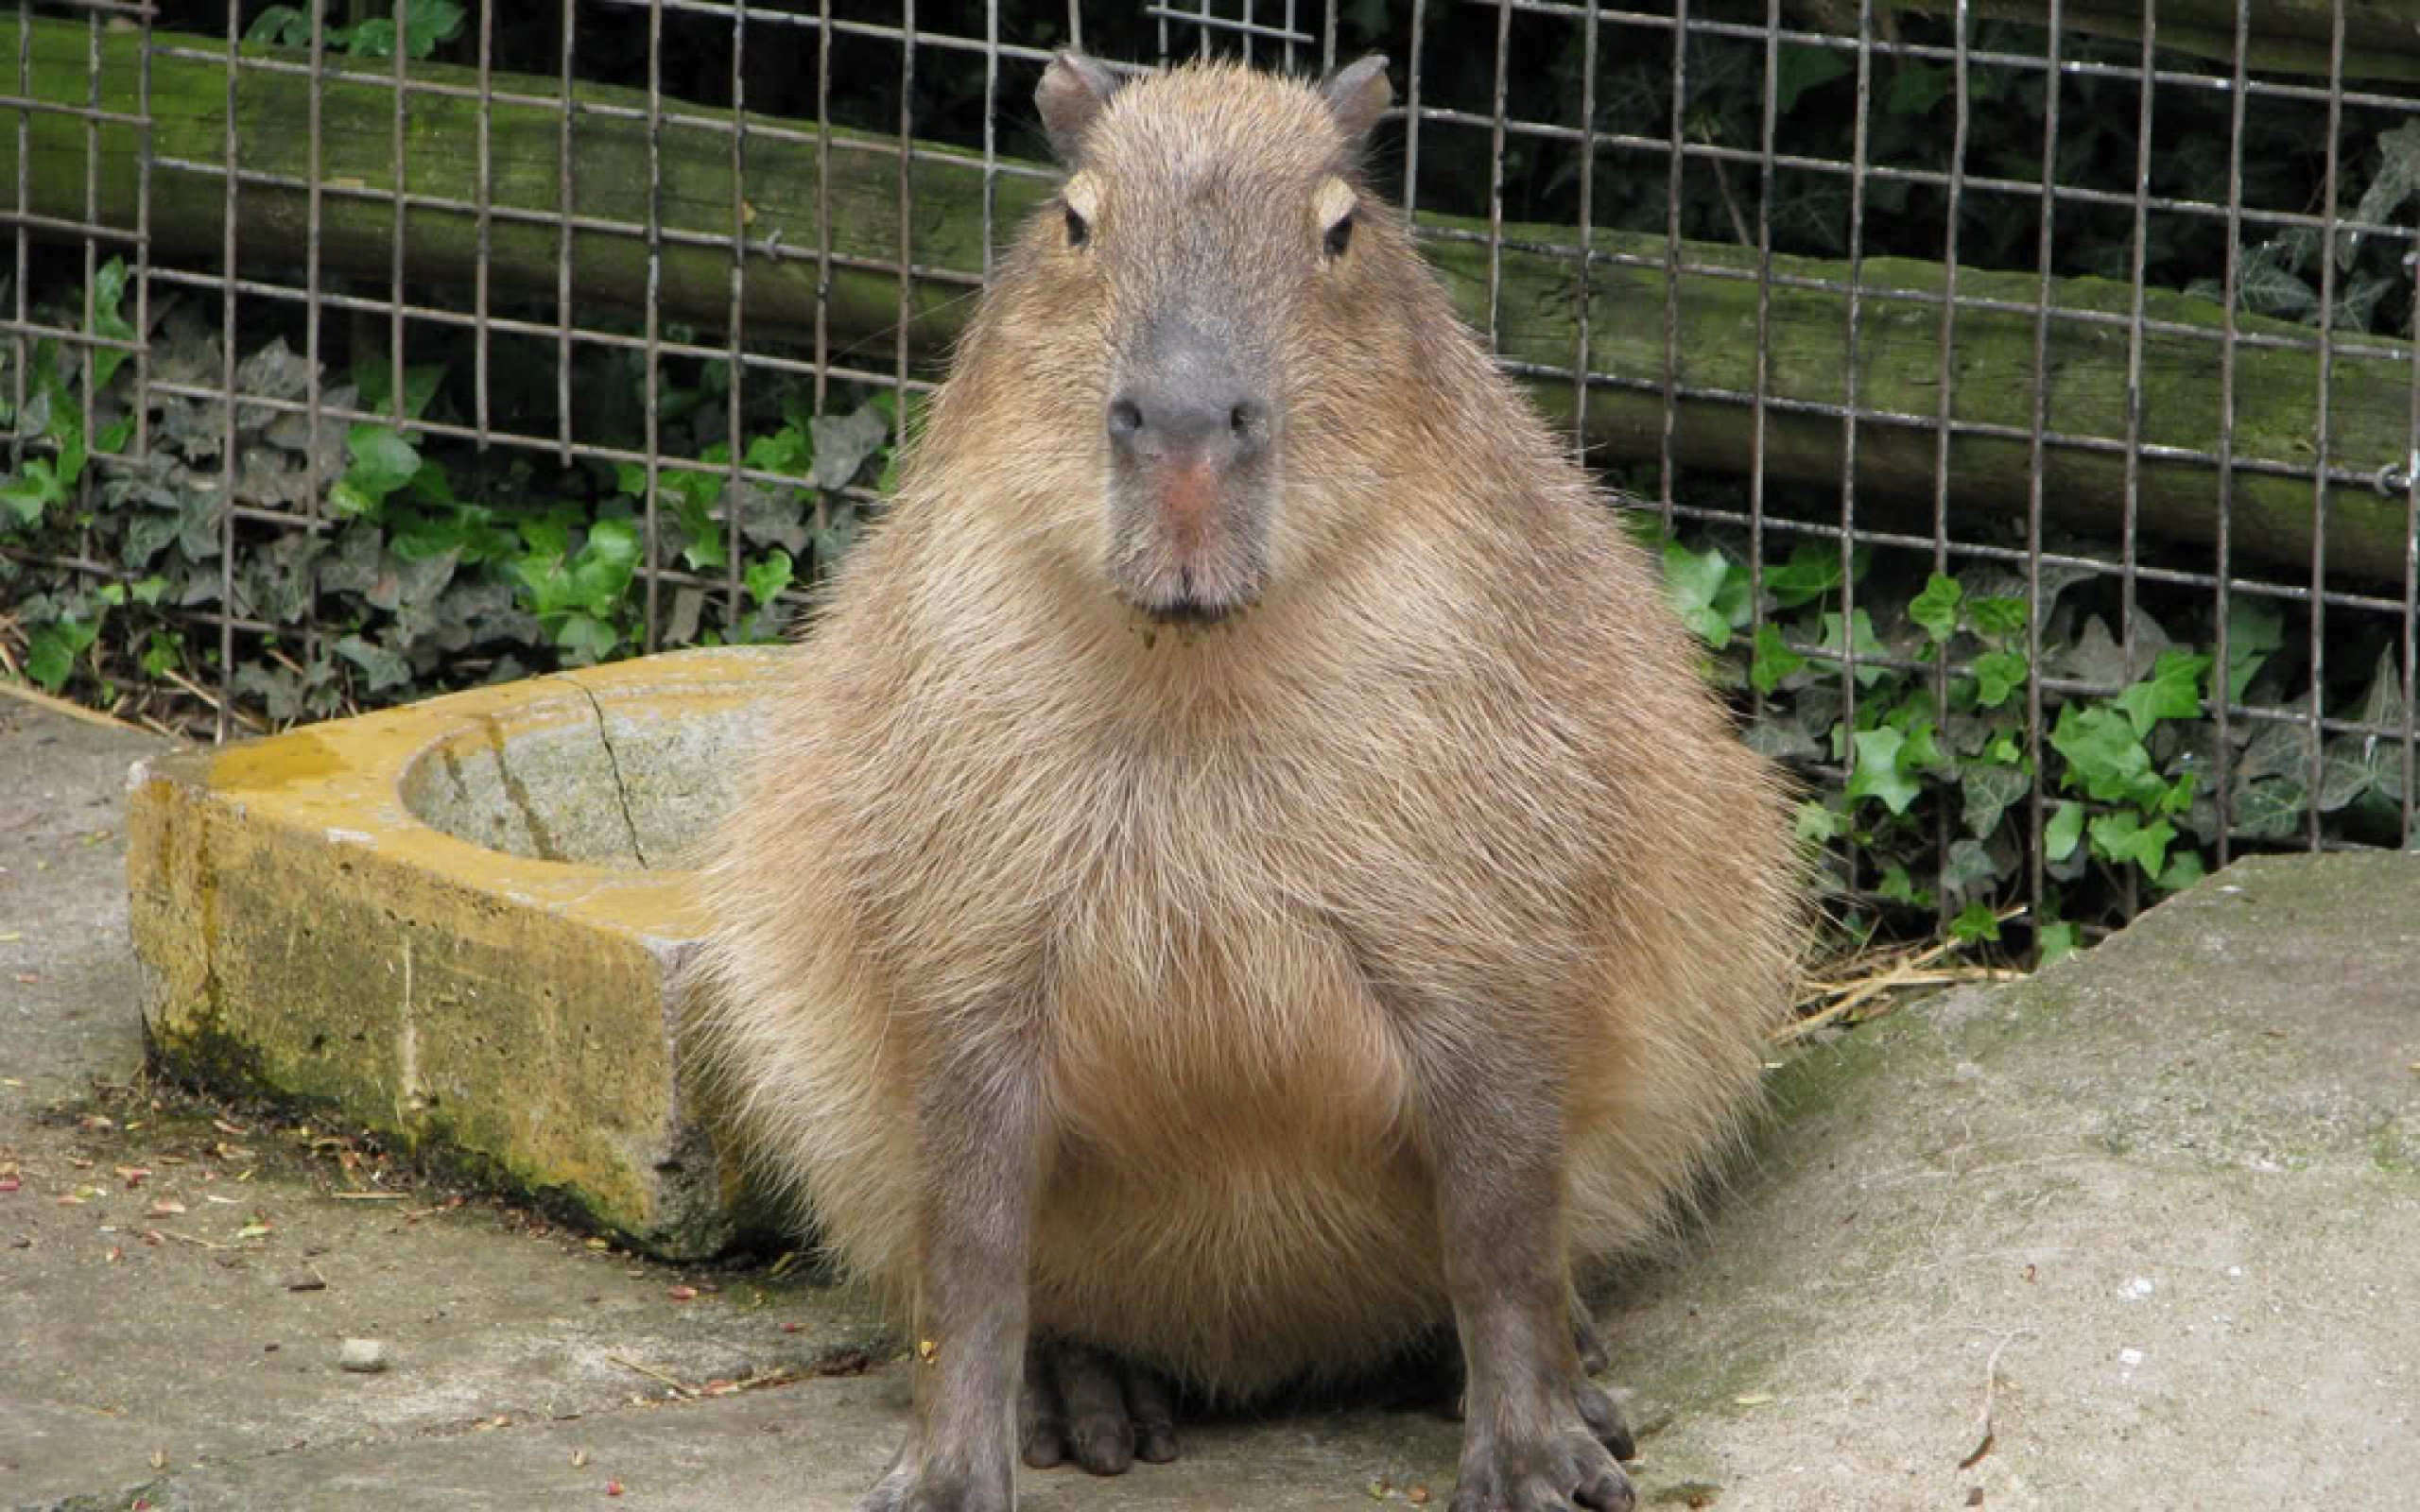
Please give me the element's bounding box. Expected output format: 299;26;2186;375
1037;52;1126;164
1321;54;1392;147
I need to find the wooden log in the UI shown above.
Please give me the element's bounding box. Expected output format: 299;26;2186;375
1942;1;2420;84
6;15;2412;582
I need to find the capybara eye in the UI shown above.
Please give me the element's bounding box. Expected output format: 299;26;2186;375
1314;176;1357;261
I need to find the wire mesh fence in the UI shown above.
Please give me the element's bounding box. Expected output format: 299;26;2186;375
2;0;2414;950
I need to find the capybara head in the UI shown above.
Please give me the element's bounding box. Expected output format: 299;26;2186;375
1023;53;1397;626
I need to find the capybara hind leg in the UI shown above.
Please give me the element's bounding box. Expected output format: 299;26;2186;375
1019;1335;1181;1475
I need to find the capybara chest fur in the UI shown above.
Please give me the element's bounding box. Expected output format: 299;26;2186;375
699;48;1804;1512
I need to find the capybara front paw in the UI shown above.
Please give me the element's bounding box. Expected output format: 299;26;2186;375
855;1452;1011;1512
1449;1424;1635;1512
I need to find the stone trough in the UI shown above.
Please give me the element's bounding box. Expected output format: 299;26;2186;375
125;647;787;1259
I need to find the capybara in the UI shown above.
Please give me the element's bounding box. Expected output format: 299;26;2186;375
698;49;1805;1512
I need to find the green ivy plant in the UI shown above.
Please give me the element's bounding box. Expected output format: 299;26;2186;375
246;1;468;62
0;260;889;722
1651;525;2411;962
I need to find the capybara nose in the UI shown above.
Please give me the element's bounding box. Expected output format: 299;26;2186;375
1108;386;1268;470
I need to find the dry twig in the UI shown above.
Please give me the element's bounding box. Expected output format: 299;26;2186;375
607;1354;698;1399
1959;1328;2034;1470
1778;905;2030;1043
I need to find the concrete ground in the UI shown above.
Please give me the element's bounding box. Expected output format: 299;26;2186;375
4;690;2415;1511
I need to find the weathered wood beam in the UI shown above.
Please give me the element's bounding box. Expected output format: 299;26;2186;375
1884;1;2420;84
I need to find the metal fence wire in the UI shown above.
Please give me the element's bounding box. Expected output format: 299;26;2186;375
3;1;2416;946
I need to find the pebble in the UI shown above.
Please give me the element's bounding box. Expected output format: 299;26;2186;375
338;1337;389;1373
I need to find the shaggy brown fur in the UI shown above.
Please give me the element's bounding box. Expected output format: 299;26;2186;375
697;51;1806;1512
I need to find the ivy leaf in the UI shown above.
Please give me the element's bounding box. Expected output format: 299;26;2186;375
2236;719;2314;786
2157;850;2207;894
88;256;136;394
1744;717;1821;764
333;633;412;692
2088;811;2176;884
1762;541;1856;610
243;6;308;46
745;425;811;477
566;520;641;614
1966;594;2028;642
233;338;313;410
2038;920;2081;965
1876;863;1929;908
2238;243;2318;320
2355;647;2406;733
808;404;890;491
1664;541;1745;649
661;471;727;572
1844;727;1921;816
1894;715;1945;774
2231;776;2308;841
1885;62;1951;118
232;663;305;722
2055;615;2134;690
552;611;622;663
24;616;99;692
2319;735;2386;813
2346;120;2420;270
17;380;54;444
1816;609;1891;687
355;360;445;421
2049;705;2158;804
1948;901;2002;943
1794;800;1847;845
139;630;181;678
398;0;467;60
1749;622;1806;695
1961;761;2028;838
2044;799;2084;863
0;458;65;525
813;512;861;572
1971;649;2029;709
2114;649;2211;736
2334;275;2395;333
2215;598;2286;704
744;549;794;606
340;424;423;515
1908;573;1962;643
1940;838;2002;898
1775;42;1852;115
513;518;639;627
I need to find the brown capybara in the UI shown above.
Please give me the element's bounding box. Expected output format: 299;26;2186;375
697;49;1806;1512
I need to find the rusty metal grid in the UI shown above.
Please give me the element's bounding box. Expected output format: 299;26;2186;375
2;0;2415;934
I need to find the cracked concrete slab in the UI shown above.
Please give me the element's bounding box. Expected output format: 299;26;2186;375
1;697;155;1105
7;691;2417;1511
1603;849;2420;1510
